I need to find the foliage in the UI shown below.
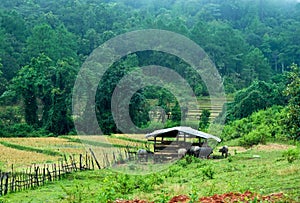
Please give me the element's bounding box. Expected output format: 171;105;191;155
175;155;202;168
0;0;299;136
222;105;286;146
220;79;288;123
239;128;268;148
202;165;215;180
1;146;299;202
11;54;78;135
198;109;211;131
283;64;300;141
282;148;300;163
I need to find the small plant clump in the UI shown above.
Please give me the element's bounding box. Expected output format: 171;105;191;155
282;148;300;163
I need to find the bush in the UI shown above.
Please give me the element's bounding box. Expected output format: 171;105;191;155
176;155;202;167
202;165;215;180
282;148;300;163
164;120;179;128
222;106;286;143
239;128;269;148
5;123;35;137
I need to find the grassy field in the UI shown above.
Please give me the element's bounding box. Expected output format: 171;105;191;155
0;142;299;203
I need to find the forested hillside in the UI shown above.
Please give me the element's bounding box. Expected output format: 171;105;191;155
0;0;299;139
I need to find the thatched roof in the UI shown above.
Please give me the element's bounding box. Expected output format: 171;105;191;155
145;126;221;142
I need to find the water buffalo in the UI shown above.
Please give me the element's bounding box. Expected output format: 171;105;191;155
219;146;229;158
187;146;201;157
177;148;187;158
187;146;213;159
137;149;154;162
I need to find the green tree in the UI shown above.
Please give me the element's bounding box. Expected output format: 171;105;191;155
26;23;78;62
242;47;272;85
199;109;211;131
44;58;78;135
13;54;77;134
12;56;46;126
0;61;8;96
221;80;288;123
284;64;300;140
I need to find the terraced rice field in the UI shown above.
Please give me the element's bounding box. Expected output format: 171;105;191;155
149;96;232;122
0;135;146;171
0;144;57;170
0;137;86;155
187;97;231;121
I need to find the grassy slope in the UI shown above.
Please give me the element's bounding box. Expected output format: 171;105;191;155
0;144;299;203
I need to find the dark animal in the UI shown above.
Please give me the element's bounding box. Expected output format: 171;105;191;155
137;149;154;162
198;147;213;158
187;146;201;157
219;146;229;158
187;146;213;159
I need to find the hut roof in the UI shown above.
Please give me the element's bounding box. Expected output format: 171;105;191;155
145;126;221;142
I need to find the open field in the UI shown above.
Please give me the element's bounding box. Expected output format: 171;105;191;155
0;135;147;171
0;142;298;202
0;144;58;170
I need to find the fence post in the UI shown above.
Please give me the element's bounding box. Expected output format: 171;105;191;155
11;174;15;193
53;164;57;180
47;168;52;181
58;162;61;180
63;154;68;172
85;153;88;169
61;160;64;175
79;154;83;170
89;148;101;169
34;167;39;187
91;157;95;170
42;167;45;185
69;156;76;172
0;172;3;196
4;173;8;195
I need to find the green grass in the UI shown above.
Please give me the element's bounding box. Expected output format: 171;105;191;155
0;144;299;203
60;136;138;149
0;141;62;156
110;135;148;144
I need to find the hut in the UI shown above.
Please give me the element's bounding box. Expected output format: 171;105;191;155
145;126;221;160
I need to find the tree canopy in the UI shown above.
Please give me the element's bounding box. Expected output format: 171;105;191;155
0;0;299;136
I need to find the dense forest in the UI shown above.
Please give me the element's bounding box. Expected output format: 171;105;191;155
0;0;299;143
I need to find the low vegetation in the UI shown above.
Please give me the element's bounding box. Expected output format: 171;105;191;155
0;144;299;202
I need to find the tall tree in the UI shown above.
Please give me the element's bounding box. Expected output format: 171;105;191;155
45;58;78;135
199;109;211;131
284;64;300;140
12;56;48;126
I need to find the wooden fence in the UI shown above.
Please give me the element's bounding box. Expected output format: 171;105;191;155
0;147;139;197
0;152;99;196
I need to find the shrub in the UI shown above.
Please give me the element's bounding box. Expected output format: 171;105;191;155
239;127;269;148
202;165;215;180
6;123;35;137
176;155;202;167
222;106;286;143
282;148;300;163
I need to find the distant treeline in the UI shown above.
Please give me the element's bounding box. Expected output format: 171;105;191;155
0;0;299;136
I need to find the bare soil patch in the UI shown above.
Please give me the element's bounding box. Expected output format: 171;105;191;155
254;143;295;151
